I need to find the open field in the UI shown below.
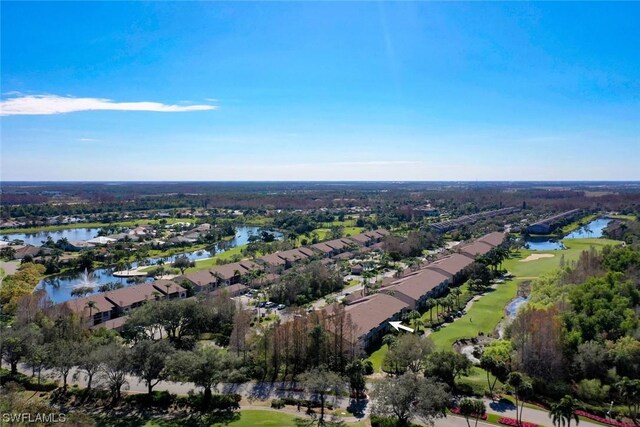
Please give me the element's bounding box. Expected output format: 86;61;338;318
0;218;197;235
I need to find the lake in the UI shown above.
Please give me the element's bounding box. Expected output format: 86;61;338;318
523;217;611;251
37;226;281;303
2;227;100;246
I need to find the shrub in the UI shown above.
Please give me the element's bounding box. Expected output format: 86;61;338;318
576;379;610;403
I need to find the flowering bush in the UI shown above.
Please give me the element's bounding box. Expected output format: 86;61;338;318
575;410;635;427
450;407;488;420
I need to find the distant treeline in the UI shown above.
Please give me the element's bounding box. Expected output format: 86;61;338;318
2;182;640;219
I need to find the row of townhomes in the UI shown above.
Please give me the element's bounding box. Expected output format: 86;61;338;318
331;231;507;349
175;229;390;296
526;209;582;234
64;279;187;329
64;229;389;328
430;207;520;233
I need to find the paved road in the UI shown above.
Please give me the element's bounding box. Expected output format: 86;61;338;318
18;369;604;427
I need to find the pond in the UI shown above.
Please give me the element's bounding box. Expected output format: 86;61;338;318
523;217;611;251
1;227;100;246
523;236;565;251
564;217;610;239
37;226;282;304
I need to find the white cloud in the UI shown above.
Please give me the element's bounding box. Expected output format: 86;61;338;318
77;138;98;142
0;94;217;116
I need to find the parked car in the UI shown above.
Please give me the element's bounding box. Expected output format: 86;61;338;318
264;301;275;308
277;304;286;310
257;301;266;308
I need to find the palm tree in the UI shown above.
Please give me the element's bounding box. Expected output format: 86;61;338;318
414;319;425;334
361;270;375;296
550;395;580;427
86;300;97;325
382;334;397;349
407;310;421;330
425;299;435;324
452;287;462;309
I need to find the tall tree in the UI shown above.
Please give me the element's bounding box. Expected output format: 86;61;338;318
371;372;450;427
382;334;434;375
507;372;533;426
99;343;131;402
168;346;240;403
300;367;345;426
345;359;369;399
459;398;486;427
46;340;78;390
480;340;513;399
426;350;471;388
130;339;175;395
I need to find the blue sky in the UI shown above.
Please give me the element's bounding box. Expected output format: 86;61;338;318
1;2;639;181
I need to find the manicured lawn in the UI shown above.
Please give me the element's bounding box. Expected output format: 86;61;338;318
368;343;389;373
211;410;300;427
296;227;365;246
457;366;504;396
97;410;303;427
429;279;518;349
343;226;365;236
320;219;358;228
185;245;248;272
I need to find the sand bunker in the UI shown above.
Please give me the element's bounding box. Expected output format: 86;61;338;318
520;253;555;262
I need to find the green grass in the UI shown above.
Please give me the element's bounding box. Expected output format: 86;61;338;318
429;280;518;349
429;238;621;349
96;410;303;427
343;226;365;236
212;410;300;427
295;227;365;246
607;214;637;221
457;366;504;395
320;219;358;228
184;245;248;272
368;344;389;373
0;218;196;235
559;213;599;234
